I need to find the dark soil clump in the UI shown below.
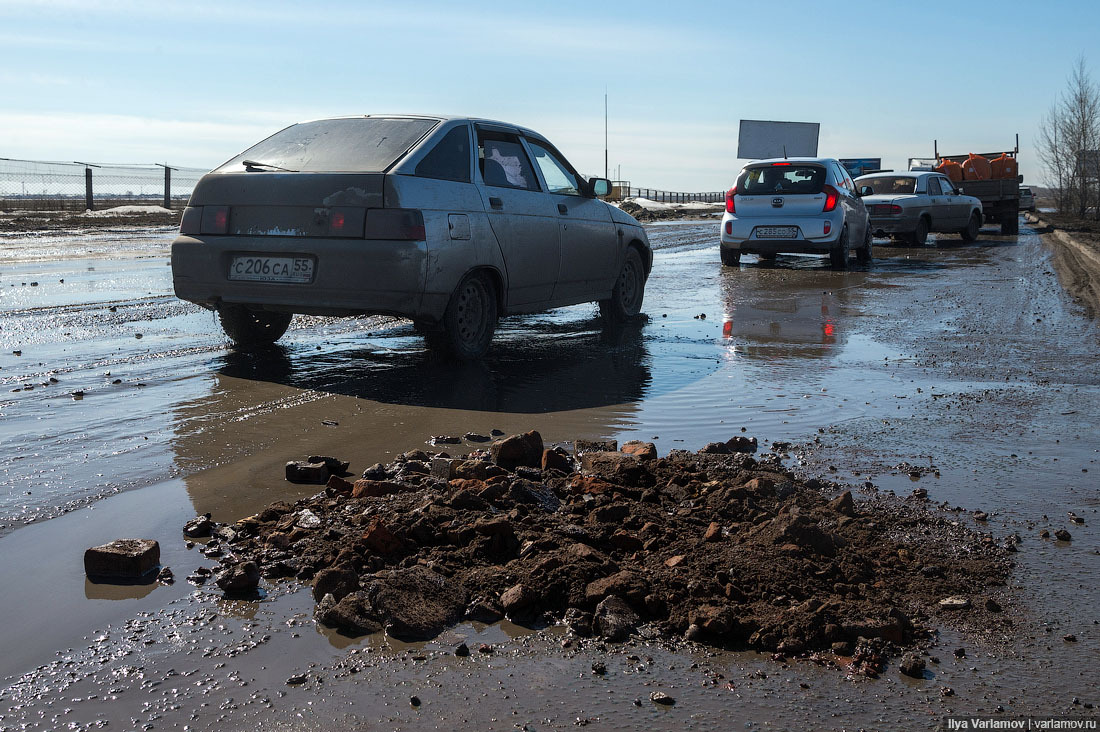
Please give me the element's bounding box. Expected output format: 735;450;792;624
204;432;1013;660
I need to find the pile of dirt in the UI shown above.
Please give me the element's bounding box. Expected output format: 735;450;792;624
197;432;1012;669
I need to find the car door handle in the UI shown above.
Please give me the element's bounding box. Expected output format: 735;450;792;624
489;197;503;210
557;203;568;214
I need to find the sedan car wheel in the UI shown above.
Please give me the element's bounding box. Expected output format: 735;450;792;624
599;248;646;321
218;305;292;346
437;272;497;361
829;226;850;270
960;212;981;242
910;217;929;246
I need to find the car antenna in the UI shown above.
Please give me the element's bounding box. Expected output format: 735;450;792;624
783;145;788;160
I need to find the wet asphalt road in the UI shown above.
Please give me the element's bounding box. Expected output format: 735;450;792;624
0;219;1097;729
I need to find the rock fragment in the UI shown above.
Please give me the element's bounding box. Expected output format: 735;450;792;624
84;539;160;580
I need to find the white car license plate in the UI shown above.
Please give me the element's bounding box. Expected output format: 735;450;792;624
755;226;798;239
228;255;314;283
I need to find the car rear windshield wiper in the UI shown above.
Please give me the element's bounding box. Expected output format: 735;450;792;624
241;159;297;172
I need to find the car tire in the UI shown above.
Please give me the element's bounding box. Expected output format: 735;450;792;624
599;247;646;321
856;226;873;266
909;217;929;246
436;271;497;360
218;305;292;346
719;247;741;267
829;225;850;270
960;212;981;242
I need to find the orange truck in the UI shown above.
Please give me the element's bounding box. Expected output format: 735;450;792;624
909;136;1022;235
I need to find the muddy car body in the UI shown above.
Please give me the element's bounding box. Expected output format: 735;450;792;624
855;171;983;245
171;115;651;358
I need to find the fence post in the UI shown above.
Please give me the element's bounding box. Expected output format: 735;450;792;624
163;166;171;209
85;167;93;211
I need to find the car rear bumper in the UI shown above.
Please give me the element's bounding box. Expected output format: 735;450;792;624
170;234;437;319
720;238;837;255
868;214;920;235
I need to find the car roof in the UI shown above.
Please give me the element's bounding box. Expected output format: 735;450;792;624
743;157;835;166
854;171;930;180
294;114;550;142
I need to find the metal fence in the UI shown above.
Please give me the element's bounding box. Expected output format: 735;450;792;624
0;158;208;212
609;181;724;203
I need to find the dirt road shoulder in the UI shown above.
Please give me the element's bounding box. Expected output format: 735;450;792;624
1029;212;1100;318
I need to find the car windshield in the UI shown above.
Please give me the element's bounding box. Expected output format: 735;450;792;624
218;118;437;173
859;177;917;195
737;165;825;194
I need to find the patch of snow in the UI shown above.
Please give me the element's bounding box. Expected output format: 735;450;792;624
625;197;724;212
80;205;175;217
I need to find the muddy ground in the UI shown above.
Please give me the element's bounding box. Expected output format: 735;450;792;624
0;216;1097;730
1031;211;1100;318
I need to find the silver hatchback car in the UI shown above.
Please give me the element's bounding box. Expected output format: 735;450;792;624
719;158;871;269
171;115;651;359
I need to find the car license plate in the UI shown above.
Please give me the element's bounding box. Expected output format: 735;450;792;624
228;255;314;283
755;226;798;239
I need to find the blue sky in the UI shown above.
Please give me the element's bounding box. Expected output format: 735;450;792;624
1;0;1096;189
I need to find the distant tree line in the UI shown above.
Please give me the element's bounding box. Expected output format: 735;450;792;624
1038;56;1100;218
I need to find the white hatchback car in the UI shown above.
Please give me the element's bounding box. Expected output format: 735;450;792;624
719;158;872;269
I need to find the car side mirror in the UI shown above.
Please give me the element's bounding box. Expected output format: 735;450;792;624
859;186;873;197
588;177;611;197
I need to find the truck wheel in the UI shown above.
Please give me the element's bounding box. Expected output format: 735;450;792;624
829;226;850;270
599;248;646;321
218;305;292;346
909;217;929;246
960;212;981;242
436;272;497;360
1000;213;1019;235
856;226;873;266
720;247;741;267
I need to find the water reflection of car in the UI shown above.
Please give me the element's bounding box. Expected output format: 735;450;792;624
1019;187;1036;212
171;115;651;360
719;280;849;361
720;158;872;270
855;171;983;245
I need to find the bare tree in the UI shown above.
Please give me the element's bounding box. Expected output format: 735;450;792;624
1038;55;1100;217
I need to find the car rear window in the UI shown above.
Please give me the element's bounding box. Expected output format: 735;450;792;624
737;165;825;195
859;177;917;195
218;118;438;173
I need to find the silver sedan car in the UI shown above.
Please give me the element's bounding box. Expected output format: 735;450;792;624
855;171;983;245
171;115;651;359
719;158;872;270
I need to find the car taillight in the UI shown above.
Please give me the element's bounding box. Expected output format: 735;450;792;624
725;186;736;214
364;208;425;241
200;205;229;234
180;206;202;235
824;221;832;235
822;185;839;213
890;204;903;215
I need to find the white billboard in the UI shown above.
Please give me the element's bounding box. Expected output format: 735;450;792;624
738;120;820;159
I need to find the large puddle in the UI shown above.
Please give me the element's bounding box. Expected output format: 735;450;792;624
0;221;1097;728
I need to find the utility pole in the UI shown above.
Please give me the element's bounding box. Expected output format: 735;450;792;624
604;92;608;181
